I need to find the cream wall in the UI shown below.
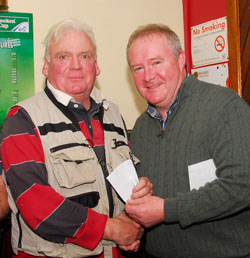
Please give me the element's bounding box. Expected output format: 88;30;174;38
7;0;184;129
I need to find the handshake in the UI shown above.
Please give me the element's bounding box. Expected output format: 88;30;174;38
103;177;164;252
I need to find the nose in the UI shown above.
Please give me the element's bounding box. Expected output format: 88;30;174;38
143;67;155;82
70;56;82;70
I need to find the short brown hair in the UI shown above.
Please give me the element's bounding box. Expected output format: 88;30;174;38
127;24;182;65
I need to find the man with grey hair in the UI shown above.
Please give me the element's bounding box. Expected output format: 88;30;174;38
1;19;152;258
125;24;250;258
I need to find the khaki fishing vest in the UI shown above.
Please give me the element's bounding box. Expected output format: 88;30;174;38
7;88;136;258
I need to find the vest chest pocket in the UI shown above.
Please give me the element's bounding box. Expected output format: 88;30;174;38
49;144;97;189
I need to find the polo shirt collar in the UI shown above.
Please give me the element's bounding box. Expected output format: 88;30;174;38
47;80;74;106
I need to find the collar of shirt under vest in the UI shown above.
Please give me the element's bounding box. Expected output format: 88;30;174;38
46;80;109;111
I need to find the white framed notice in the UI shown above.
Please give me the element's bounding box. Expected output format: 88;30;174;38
191;63;229;87
191;17;229;68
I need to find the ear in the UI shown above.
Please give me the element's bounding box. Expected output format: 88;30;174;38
95;61;101;76
178;50;186;70
42;58;49;77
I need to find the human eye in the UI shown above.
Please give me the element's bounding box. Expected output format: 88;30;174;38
82;54;89;59
81;52;94;61
133;66;143;73
57;54;68;61
153;60;161;66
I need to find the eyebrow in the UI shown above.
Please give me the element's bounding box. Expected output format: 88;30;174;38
54;50;94;57
150;56;163;61
130;56;163;68
130;63;142;69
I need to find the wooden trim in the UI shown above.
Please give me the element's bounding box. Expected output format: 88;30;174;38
0;0;8;11
226;0;242;96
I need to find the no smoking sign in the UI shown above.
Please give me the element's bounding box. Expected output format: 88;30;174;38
191;17;228;67
215;35;225;52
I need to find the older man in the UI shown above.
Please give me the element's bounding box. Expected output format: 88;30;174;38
1;19;151;258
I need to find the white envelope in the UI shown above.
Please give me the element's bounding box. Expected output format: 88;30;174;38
188;159;217;190
107;159;139;203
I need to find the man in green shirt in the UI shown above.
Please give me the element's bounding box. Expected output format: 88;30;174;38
126;24;250;258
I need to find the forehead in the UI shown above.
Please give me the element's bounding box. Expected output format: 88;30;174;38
50;29;95;53
131;33;169;50
129;34;170;61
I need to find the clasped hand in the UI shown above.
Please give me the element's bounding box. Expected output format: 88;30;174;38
103;177;153;251
104;212;144;252
125;177;164;228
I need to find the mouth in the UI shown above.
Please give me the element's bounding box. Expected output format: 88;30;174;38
68;77;84;81
147;83;161;89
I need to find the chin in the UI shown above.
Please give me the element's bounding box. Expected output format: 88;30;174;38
148;98;164;105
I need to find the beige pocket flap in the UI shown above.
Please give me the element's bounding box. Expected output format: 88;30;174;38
50;145;97;189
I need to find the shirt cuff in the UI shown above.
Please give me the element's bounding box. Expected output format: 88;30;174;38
68;208;108;250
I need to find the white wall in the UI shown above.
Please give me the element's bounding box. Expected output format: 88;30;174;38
7;0;184;129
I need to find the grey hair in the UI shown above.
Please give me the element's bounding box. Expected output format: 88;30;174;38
127;24;182;65
43;19;97;61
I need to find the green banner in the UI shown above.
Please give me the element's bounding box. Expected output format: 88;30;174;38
0;12;34;132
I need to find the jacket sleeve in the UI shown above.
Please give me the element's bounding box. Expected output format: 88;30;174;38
1;106;107;250
166;96;250;227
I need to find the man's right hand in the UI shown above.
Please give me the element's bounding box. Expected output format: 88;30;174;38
103;212;144;248
126;195;164;228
